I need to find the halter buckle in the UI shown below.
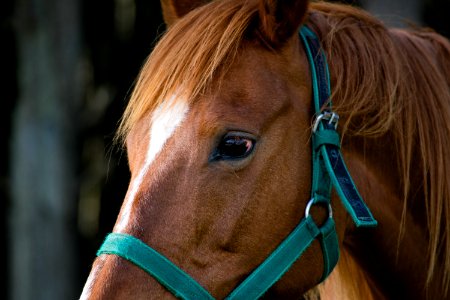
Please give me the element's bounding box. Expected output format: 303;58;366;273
312;111;339;133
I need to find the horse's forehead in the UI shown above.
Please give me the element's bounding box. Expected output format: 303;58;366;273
127;40;307;167
196;43;307;126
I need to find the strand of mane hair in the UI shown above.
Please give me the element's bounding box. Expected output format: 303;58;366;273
115;0;259;145
308;2;450;296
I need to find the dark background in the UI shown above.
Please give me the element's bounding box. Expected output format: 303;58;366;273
1;0;449;299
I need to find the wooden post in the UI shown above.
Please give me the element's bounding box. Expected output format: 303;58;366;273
10;0;82;299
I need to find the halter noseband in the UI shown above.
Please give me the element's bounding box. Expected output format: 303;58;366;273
96;26;377;300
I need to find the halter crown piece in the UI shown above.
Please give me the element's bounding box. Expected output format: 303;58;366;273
96;26;377;300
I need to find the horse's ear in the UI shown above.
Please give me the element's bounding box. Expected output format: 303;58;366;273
258;0;309;47
161;0;210;26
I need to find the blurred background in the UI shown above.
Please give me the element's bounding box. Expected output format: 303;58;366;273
1;0;449;299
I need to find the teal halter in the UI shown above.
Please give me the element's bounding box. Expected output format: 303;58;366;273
97;26;377;299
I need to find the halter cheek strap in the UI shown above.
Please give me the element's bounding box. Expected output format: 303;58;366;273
300;26;377;228
96;26;377;300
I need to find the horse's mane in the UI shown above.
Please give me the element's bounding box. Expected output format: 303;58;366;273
117;0;450;295
307;3;450;294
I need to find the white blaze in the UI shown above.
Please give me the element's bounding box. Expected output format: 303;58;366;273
79;256;105;300
116;96;190;232
79;96;189;299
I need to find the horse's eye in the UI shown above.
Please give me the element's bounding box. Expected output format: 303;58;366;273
213;133;256;161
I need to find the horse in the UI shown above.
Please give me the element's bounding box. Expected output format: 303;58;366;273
80;0;450;299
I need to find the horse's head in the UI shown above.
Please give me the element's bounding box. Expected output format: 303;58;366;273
82;0;350;298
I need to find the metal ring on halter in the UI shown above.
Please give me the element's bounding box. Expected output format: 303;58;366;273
305;198;333;219
312;111;340;133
